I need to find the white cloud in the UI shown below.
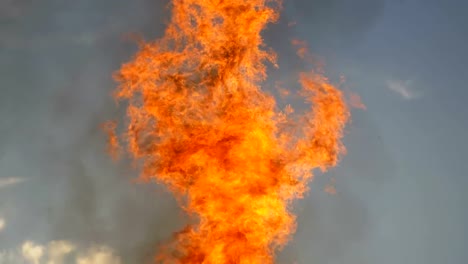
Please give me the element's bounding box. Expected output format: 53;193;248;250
0;177;26;189
21;241;44;264
0;241;121;264
76;246;122;264
0;217;5;231
386;79;420;100
46;241;75;264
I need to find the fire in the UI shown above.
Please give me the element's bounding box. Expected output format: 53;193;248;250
109;0;349;263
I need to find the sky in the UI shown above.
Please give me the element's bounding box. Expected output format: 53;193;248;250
1;0;467;263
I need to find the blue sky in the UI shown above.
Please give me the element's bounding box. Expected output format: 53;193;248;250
1;0;467;263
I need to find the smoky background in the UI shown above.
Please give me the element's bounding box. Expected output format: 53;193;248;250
0;0;391;263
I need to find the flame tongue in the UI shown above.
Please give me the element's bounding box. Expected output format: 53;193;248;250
111;0;349;263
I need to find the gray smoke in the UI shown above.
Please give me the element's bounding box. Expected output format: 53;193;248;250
0;0;389;263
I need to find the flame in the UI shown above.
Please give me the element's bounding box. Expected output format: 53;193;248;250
109;0;349;263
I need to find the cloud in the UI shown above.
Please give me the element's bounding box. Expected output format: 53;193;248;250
0;217;5;231
0;241;121;264
386;79;420;100
47;241;76;264
76;246;122;264
21;241;44;264
0;177;26;189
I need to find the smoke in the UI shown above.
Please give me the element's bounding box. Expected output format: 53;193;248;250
0;0;390;263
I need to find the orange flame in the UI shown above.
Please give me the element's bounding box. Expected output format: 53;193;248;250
110;0;349;263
